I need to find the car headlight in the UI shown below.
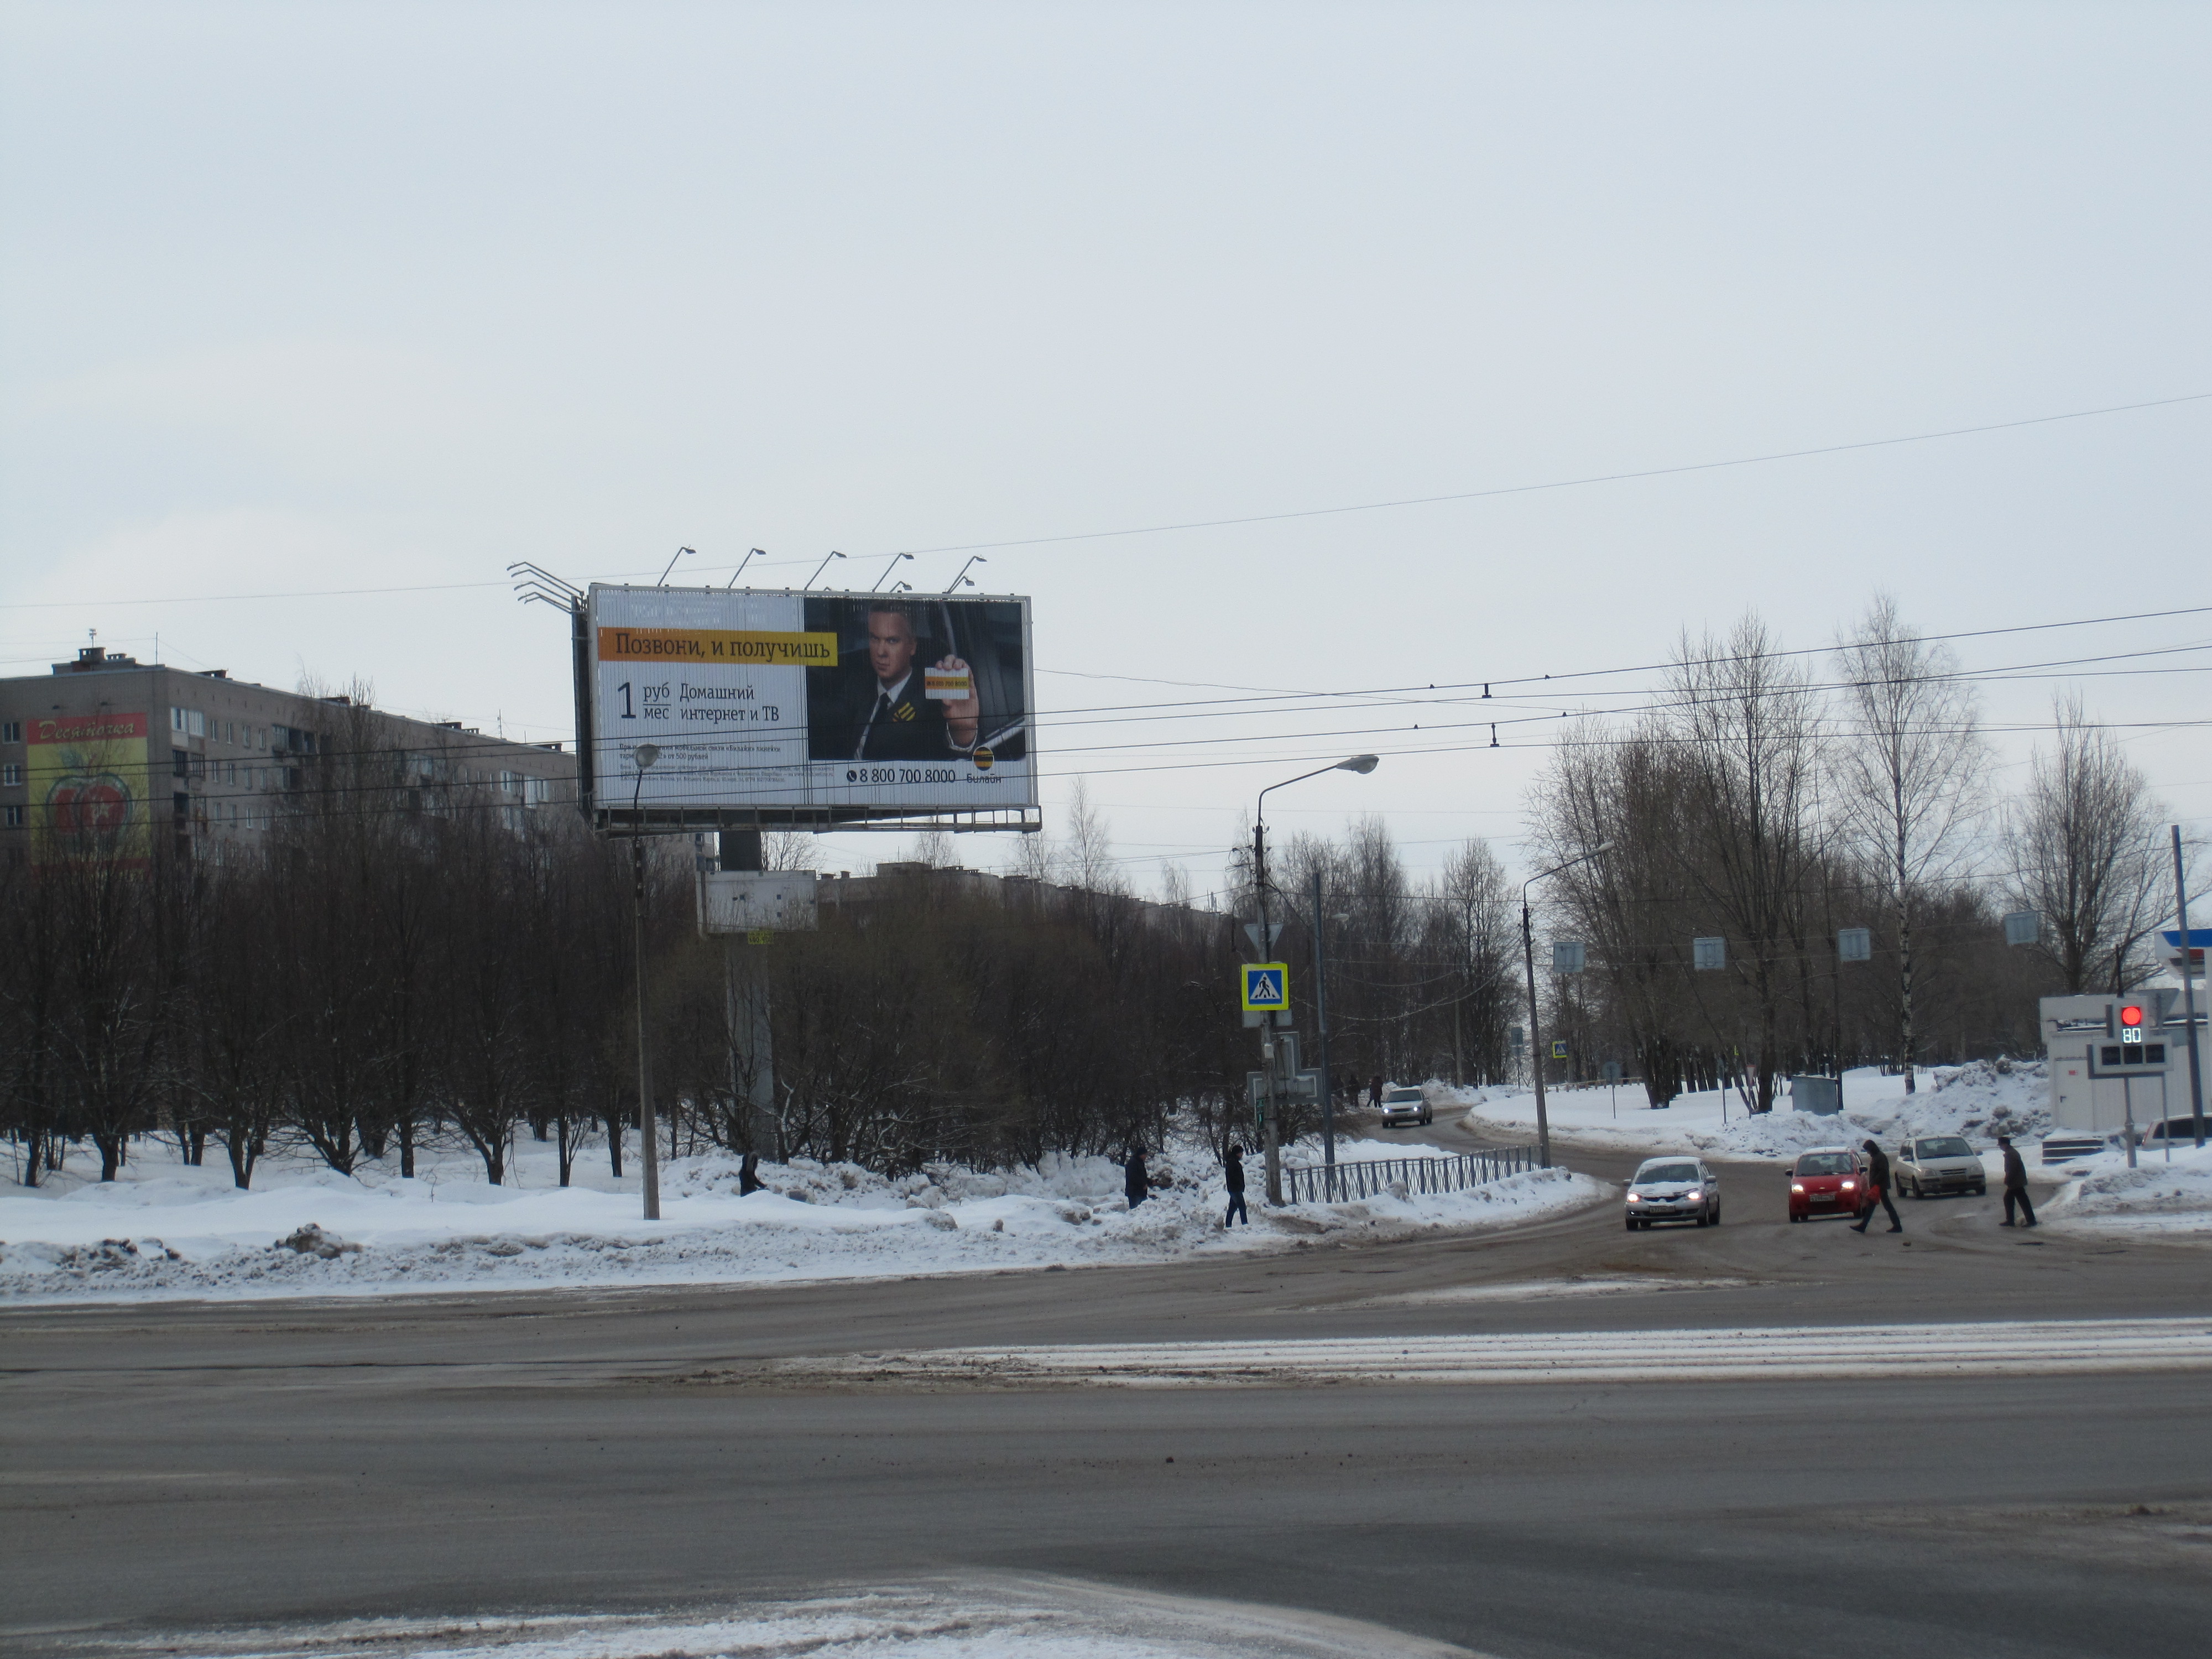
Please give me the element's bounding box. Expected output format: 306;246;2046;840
1841;1180;1856;1190
1791;1183;1805;1193
1684;1190;1702;1202
1626;1192;1641;1203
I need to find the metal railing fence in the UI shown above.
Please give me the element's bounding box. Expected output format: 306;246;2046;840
1281;1145;1536;1205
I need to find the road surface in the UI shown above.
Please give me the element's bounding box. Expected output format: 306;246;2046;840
4;1126;2207;1657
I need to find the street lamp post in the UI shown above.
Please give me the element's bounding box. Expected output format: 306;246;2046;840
1253;754;1379;1204
1521;843;1611;1170
631;743;661;1221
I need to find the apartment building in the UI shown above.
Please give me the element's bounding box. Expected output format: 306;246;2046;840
1;645;576;862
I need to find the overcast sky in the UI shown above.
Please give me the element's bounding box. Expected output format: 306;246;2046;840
3;1;2206;899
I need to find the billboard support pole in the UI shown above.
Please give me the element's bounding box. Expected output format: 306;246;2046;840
570;596;594;819
631;747;662;1222
718;829;783;1159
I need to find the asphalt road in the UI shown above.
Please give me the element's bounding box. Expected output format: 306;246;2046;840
5;1129;2209;1658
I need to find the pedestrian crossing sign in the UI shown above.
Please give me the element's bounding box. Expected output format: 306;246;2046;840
1241;963;1290;1012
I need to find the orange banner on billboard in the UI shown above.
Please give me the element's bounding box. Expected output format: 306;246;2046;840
597;627;838;666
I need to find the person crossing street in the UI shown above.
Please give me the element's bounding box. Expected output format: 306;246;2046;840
1850;1138;1903;1234
1222;1144;1249;1227
1997;1134;2038;1228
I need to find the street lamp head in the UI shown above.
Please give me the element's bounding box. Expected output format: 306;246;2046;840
1337;754;1380;774
634;744;660;770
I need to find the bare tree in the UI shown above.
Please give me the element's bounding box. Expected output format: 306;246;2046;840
760;829;822;872
1832;596;1994;1091
2004;693;2168;993
1661;615;1823;1112
1534;719;1703;1105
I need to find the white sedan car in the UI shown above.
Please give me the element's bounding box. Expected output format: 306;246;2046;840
1378;1085;1432;1127
1625;1156;1721;1230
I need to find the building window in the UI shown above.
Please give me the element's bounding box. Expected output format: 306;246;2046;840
1;763;20;786
1;721;20;743
3;804;23;827
173;748;190;779
170;707;206;737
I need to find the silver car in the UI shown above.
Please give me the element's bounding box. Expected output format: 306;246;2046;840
1893;1135;1987;1199
1378;1085;1432;1127
1625;1156;1721;1230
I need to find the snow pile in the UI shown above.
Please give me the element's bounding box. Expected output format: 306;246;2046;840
0;1133;1599;1306
2042;1141;2212;1235
1451;1062;2050;1162
100;1578;1460;1658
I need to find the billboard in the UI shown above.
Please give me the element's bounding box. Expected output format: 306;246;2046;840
587;585;1035;822
29;711;152;865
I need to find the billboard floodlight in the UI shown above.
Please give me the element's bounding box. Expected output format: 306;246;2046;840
659;546;696;586
725;548;767;589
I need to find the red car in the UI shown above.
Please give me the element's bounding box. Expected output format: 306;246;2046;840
1789;1146;1866;1223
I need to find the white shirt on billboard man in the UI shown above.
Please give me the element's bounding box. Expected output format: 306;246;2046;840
849;602;980;763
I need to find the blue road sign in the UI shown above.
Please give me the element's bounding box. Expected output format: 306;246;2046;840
1241;963;1290;1012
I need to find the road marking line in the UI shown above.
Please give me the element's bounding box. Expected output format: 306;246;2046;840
780;1318;2212;1387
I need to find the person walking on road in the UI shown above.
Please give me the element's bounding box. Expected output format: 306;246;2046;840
1368;1074;1384;1111
1997;1134;2037;1228
1124;1145;1150;1209
1222;1143;1249;1227
1850;1138;1903;1234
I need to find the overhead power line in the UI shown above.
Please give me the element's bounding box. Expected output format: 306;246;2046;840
872;390;2212;557
6;391;2206;612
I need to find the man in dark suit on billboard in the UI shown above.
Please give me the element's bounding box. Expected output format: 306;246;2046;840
821;601;981;761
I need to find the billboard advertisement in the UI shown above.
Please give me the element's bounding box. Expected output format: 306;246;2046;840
588;585;1035;821
29;711;152;864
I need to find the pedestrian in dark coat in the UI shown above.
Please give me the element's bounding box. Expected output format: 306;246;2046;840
1124;1146;1150;1208
738;1152;764;1196
1223;1144;1249;1226
1997;1134;2037;1227
1368;1074;1384;1110
1850;1139;1903;1234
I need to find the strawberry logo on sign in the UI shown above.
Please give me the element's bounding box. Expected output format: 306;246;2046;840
48;774;133;835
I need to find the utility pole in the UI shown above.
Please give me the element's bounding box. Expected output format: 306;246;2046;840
1255;817;1282;1206
1521;899;1552;1170
1312;867;1337;1198
2176;825;2205;1149
1522;842;1613;1172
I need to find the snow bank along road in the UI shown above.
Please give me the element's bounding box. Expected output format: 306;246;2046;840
7;1137;2211;1659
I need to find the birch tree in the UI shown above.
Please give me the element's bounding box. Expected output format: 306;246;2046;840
1832;596;1993;1091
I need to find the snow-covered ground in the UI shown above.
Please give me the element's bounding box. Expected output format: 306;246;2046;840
0;1126;1602;1306
1452;1062;2212;1236
1451;1061;2051;1162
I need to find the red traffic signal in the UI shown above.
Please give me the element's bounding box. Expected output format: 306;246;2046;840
2119;1004;2145;1028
